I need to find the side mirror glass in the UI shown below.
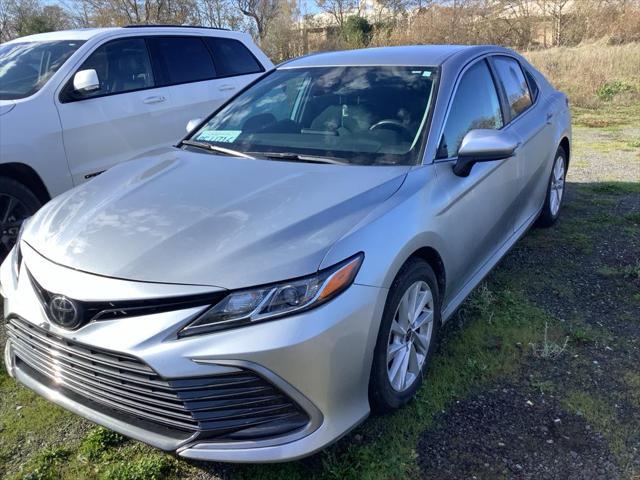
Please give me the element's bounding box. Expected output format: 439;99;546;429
453;129;519;177
186;118;203;133
73;69;100;93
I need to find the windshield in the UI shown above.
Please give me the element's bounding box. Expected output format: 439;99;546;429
0;40;84;100
190;66;438;165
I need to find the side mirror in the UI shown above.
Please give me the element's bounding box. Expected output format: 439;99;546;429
453;129;520;177
73;69;100;93
186;118;203;133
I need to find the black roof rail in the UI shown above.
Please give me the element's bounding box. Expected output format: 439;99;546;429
123;24;230;31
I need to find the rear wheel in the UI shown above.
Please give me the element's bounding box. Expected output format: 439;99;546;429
536;146;567;228
0;177;42;259
369;258;441;412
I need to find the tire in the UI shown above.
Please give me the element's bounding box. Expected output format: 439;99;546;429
0;176;42;260
536;146;567;228
369;258;441;413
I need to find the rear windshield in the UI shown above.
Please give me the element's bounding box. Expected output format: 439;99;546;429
190;66;438;166
0;40;84;100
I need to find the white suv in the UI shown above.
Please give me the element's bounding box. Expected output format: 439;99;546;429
0;26;273;256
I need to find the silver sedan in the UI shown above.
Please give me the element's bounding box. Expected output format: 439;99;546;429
1;44;571;462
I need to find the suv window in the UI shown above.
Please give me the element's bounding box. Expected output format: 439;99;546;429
72;38;154;99
437;60;503;159
147;36;216;86
492;56;533;119
204;37;263;77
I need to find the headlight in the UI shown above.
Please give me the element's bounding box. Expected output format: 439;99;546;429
179;253;364;337
11;219;28;281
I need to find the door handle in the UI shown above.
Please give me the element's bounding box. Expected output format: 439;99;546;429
218;84;235;92
143;95;166;104
546;112;554;124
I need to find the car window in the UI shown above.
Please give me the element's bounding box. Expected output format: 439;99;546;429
147;36;216;86
0;40;84;100
191;66;438;166
524;68;539;101
204;37;263;77
492;56;533;119
72;38;154;99
437;60;503;159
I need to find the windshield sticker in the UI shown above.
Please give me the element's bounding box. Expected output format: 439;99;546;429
196;130;242;143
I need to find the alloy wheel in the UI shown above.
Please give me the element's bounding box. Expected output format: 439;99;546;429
386;280;434;392
549;155;566;216
0;194;31;258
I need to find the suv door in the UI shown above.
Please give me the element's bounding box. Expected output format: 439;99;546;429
489;55;555;230
145;35;264;142
432;59;518;298
55;37;173;184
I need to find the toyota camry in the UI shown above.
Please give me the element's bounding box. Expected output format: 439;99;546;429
1;45;571;462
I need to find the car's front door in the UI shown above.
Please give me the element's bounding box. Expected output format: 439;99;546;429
432;58;519;299
55;37;173;185
489;55;556;230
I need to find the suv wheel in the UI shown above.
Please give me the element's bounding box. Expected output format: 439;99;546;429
0;177;42;259
537;146;567;228
369;258;441;412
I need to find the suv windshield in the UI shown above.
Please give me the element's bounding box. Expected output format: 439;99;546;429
0;40;84;100
190;66;438;165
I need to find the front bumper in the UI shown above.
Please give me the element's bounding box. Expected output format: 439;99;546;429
1;244;387;462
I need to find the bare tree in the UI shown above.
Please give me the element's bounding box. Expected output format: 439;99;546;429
315;0;360;28
235;0;278;40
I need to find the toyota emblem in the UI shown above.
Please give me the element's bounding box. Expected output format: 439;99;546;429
49;295;81;329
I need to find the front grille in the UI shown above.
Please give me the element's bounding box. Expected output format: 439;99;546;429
27;269;225;330
7;317;310;443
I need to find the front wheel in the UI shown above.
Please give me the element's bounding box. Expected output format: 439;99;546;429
536;146;567;228
369;258;441;413
0;177;42;260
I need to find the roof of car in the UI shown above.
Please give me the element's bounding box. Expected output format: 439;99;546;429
279;45;494;68
2;26;240;44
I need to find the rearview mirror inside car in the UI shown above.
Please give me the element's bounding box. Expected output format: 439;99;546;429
73;69;100;93
453;129;520;177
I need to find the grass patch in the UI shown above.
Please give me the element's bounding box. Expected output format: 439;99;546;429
79;427;126;461
624;372;640;408
19;448;71;480
0;375;78;474
563;390;632;465
572;103;640;128
597;262;640;280
579;182;640;195
102;455;175;480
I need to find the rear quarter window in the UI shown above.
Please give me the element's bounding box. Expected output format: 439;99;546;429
147;36;216;86
204;37;263;77
492;56;533;119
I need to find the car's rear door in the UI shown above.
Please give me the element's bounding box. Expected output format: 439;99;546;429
55;37;173;184
432;58;519;298
146;35;265;141
488;55;556;230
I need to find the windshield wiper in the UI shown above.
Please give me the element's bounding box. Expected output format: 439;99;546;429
249;152;348;165
181;140;256;159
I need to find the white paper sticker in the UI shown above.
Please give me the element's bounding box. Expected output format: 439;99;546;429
196;130;242;143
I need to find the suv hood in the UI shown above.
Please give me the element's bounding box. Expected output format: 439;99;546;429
24;148;408;288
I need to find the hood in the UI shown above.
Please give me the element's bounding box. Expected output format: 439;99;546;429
0;101;16;116
24;148;408;288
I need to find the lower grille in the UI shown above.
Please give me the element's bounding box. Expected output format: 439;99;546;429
7;316;310;443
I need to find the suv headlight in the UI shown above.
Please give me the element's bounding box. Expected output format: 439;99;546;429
179;253;363;337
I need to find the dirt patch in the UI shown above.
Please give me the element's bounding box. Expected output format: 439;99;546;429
418;383;621;480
